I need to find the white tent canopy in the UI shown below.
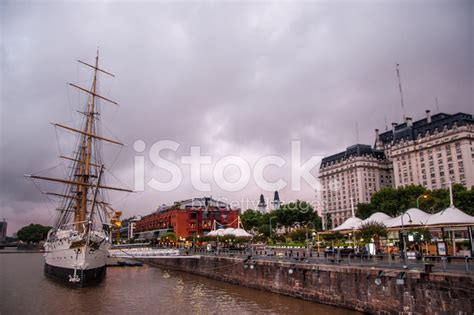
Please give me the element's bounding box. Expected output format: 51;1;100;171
230;228;253;237
328;207;474;232
357;212;392;228
386;208;431;228
206;230;218;236
206;227;252;237
425;206;474;226
333;217;362;231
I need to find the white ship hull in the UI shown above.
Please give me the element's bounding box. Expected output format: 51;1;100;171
44;229;111;287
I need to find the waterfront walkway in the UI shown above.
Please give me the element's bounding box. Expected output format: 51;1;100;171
185;248;474;274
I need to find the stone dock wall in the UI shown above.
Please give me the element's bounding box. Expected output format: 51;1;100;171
146;256;473;314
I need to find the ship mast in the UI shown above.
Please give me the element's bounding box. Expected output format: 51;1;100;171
78;50;99;231
25;51;132;233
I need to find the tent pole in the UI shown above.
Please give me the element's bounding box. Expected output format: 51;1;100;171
468;226;473;258
452;231;456;256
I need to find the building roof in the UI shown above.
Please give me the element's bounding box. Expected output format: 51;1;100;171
155;197;232;213
207;227;252;237
425;206;474;226
385;208;431;228
274;191;280;202
333;217;362;231
320;144;387;168
330;207;474;232
359;212;392;227
378;112;473;146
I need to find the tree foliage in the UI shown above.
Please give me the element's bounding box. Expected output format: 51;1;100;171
17;224;51;243
412;227;432;243
160;231;177;242
241;200;323;237
358;221;387;243
274;200;322;231
356;184;474;218
240;209;263;231
289;228;307;242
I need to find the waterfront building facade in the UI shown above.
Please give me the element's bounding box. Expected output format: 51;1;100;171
135;197;240;239
319;144;393;227
376;111;474;189
117;215;142;240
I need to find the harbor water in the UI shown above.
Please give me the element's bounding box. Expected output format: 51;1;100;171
0;252;360;314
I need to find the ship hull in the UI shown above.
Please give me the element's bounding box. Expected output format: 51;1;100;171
44;262;106;287
43;229;111;287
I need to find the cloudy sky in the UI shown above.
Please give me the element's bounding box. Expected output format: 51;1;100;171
1;0;472;234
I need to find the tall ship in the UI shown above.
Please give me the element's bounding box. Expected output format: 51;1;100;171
26;51;132;287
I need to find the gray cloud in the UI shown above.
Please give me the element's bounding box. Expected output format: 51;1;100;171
1;1;472;233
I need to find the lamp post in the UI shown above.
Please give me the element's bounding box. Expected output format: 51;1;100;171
400;211;413;269
269;216;277;239
416;194;428;209
316;232;320;257
306;222;315;256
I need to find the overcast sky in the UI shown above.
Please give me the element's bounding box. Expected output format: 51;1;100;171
1;1;472;234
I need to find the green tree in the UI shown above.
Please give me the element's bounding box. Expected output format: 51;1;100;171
276;200;322;231
160;231;177;242
457;187;474;216
360;184;474;216
356;203;375;219
369;187;400;216
398;185;427;210
412;227;432;243
257;224;271;237
358;221;387;251
17;224;51;243
240;209;263;231
324;213;333;230
289;228;306;242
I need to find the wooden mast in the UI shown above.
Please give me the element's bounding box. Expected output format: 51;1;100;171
25;51;129;232
79;50;99;231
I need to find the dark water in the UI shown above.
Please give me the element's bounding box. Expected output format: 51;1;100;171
0;253;360;314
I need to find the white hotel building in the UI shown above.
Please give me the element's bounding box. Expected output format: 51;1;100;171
319;144;393;227
376;111;474;190
319;111;473;228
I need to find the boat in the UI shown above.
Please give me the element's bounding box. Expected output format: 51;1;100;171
26;51;132;287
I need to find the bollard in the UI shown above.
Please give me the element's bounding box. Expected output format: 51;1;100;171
442;256;447;272
465;257;469;272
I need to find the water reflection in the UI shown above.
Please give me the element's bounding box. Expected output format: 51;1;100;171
1;253;360;314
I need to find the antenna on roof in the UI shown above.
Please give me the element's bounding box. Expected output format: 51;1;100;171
435;97;440;113
395;63;406;121
356;122;360;143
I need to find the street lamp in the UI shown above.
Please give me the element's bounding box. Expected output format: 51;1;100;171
416;194;429;209
400;211;413;269
305;222;315;255
269;216;277;239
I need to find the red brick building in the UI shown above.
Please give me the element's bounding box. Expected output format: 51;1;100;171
135;197;240;239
